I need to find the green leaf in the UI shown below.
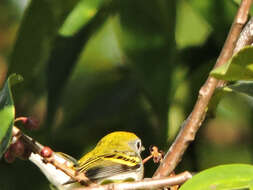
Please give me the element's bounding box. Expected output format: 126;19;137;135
224;81;253;97
188;0;236;44
0;74;23;158
59;0;105;36
209;81;253;115
8;0;81;100
210;46;253;81
180;164;253;190
46;2;112;128
176;0;211;49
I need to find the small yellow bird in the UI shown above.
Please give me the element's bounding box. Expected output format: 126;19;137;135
28;131;144;190
71;131;144;185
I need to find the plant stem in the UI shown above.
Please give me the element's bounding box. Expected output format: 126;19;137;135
153;0;252;178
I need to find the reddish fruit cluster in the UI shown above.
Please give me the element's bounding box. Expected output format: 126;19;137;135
4;139;32;163
15;117;39;130
4;116;42;163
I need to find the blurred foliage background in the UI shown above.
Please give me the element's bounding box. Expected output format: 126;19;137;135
1;0;253;189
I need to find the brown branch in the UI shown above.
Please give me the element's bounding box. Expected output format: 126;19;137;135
73;171;192;190
153;0;252;178
45;155;93;184
234;16;253;54
12;126;92;184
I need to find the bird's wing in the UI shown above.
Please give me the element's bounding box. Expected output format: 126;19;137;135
76;152;142;181
84;160;141;181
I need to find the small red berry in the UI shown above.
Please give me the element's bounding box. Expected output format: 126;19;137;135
40;146;53;158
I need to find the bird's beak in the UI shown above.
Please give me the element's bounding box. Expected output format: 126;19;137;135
141;146;145;152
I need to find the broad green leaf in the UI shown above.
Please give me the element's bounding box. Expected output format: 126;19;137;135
208;85;253;123
59;0;105;36
176;0;211;49
180;164;253;190
8;0;81;102
224;81;253;97
0;74;23;158
46;2;112;128
210;46;253;81
188;0;236;44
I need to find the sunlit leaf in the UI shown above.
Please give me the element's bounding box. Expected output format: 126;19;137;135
180;164;253;190
188;0;236;44
0;74;23;158
210;46;253;81
59;0;105;36
176;0;211;49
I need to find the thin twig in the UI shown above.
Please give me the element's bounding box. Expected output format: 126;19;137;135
12;126;92;184
153;0;252;178
13;126;43;153
142;155;153;164
73;171;192;190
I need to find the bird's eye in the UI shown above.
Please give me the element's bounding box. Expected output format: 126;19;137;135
136;140;141;150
